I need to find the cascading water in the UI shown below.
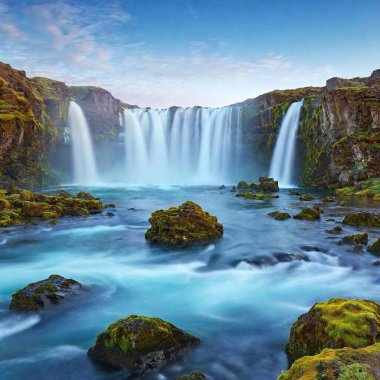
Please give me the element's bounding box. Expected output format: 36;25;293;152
68;101;99;184
120;107;243;184
269;100;303;188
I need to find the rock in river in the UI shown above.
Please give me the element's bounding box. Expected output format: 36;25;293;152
286;298;380;363
145;201;223;246
9;274;81;312
88;315;200;374
342;212;380;227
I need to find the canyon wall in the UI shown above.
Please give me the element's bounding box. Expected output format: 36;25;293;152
1;60;379;189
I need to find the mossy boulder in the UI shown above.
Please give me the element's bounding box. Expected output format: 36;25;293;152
88;315;200;374
9;274;81;312
268;211;291;220
175;371;206;380
286;298;380;363
294;206;323;221
341;233;368;245
368;239;380;256
145;201;223;246
278;343;380;380
342;212;380;227
299;194;315;201
258;176;279;192
323;196;336;202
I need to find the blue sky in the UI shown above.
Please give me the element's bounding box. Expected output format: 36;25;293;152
1;0;379;108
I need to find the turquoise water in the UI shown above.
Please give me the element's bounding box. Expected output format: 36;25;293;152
0;186;379;380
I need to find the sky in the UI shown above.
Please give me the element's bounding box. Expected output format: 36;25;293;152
1;0;380;108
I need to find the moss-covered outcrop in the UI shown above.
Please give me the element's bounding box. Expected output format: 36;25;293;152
299;194;314;201
175;371;206;380
368;239;380;256
294;206;323;221
88;315;199;374
236;192;278;200
9;274;81;312
237;177;279;192
145;201;223;246
341;233;368;245
0;187;102;226
286;298;380;363
268;211;291;220
278;343;380;380
342;212;380;227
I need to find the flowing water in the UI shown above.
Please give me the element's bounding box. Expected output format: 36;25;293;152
68;101;99;185
269;100;304;188
1;185;380;380
120;107;243;185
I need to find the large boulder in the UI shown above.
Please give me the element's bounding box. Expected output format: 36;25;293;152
88;315;199;374
145;201;223;246
286;298;380;363
342;212;380;227
258;176;279;192
9;275;81;312
278;343;380;380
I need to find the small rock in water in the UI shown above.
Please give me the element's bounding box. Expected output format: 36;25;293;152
353;244;364;253
288;190;301;196
300;245;328;253
294;206;323;221
327;225;343;234
268;211;291;221
104;204;116;208
174;371;206;380
299;194;314;201
368;238;380;256
322;196;336;202
340;233;368;245
88;315;199;374
218;184;226;190
9;274;81;312
273;252;309;262
372;260;380;266
105;212;114;217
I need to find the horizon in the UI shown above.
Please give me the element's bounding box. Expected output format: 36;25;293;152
1;0;380;108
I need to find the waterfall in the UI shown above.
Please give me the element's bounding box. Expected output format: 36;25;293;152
120;107;243;185
269;100;303;188
68;101;99;185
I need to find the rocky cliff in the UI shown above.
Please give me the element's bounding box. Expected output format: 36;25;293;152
239;70;380;188
1;60;379;189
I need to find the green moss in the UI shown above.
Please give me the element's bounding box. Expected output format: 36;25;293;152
34;283;57;294
299;194;315;201
278;344;380;380
342;212;380;227
294;206;322;221
341;233;368;245
368;239;380;256
237;192;278;200
336;187;355;196
286;298;380;363
268;211;291;220
174;372;206;380
145;201;223;246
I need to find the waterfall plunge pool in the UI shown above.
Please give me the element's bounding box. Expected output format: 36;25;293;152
0;185;379;380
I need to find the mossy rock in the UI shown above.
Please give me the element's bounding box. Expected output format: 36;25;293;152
299;194;315;201
328;226;343;234
175;371;206;380
368;239;380;256
342;212;380;227
268;211;291;220
294;206;323;221
286;298;380;364
145;201;223;246
237;192;278;200
341;233;368;245
278;343;380;380
88;315;200;374
9;274;81;312
323;196;336;202
258;176;279;192
336;187;355;196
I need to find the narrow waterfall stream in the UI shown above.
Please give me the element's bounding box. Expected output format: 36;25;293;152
269;100;303;187
68;101;99;185
120;107;243;185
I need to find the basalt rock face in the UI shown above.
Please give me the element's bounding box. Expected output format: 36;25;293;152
239;70;380;188
0;62;58;189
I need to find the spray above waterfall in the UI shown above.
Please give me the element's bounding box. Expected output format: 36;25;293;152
68;101;99;185
120;107;243;185
269;100;303;188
